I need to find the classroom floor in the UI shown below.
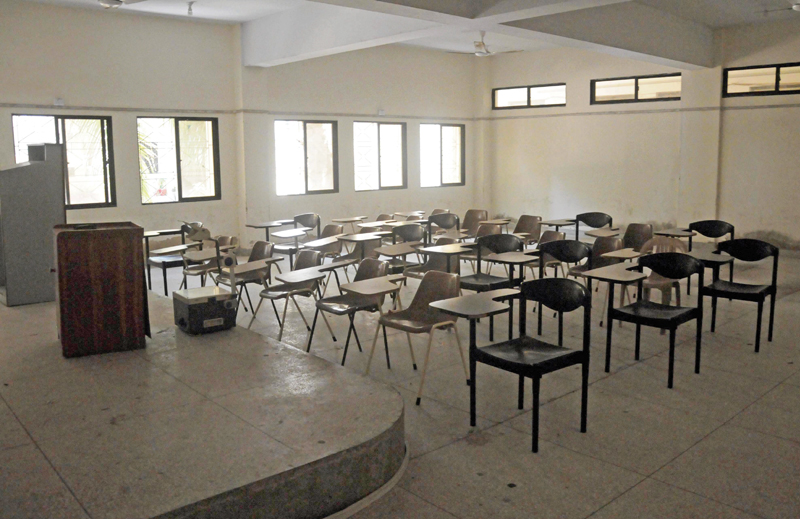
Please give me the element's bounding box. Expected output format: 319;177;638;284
4;247;800;519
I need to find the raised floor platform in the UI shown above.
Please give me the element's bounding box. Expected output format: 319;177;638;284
0;294;405;519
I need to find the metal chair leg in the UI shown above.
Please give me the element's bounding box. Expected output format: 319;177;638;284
415;330;436;405
247;298;264;329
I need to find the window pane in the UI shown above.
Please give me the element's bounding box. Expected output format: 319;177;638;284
379;124;403;188
138;118;178;204
13;115;56;163
495;87;527;108
420;124;441;187
353;122;379;191
727;67;777;94
306;123;334;192
638;75;682;99
275;120;306;196
530;85;566;106
64;119;107;205
178;120;216;198
441;126;462;185
779;66;800;91
594;79;635;102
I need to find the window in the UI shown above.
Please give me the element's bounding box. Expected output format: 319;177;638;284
353;122;406;191
137;117;221;204
723;62;800;97
493;83;567;109
274;120;338;196
420;123;464;188
591;73;681;104
12;114;116;209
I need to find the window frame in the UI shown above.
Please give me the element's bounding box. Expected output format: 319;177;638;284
492;83;567;110
590;72;682;105
419;123;466;189
353;120;407;192
137;116;222;205
274;119;339;197
11;113;117;210
722;61;800;98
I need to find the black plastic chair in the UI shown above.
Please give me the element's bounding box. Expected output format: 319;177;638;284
575;212;613;241
702;239;778;353
470;278;591;453
687;220;735;294
607;253;704;388
537;240;591;335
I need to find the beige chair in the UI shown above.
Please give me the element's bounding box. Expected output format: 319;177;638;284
430;208;449;216
213;240;280;312
623;223;654;252
640;236;687;306
316;224;345;261
366;270;467;406
512;215;542;248
462;209;488;239
180;235;238;289
405;237;461;279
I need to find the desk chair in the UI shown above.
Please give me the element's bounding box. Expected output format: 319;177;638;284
213;241;280;313
470;278;591;452
687;220;735;294
366;270;465;406
294;212;321;241
405;237;461;279
702;239;778;353
387;224;425;274
462;209;489;239
317;224;345;262
536;240;591;335
622;223;653;252
639;236;686;306
525;230;566;279
429;213;460;240
607;253;704;388
575;212;613;241
568;237;623;326
512;215;542;248
180;236;238;289
307;258;388;365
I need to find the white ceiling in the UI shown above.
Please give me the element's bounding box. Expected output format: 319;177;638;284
21;0;800;66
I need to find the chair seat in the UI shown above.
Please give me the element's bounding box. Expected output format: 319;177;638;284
612;300;699;328
316;293;379;315
183;263;219;276
568;263;590;276
274;244;300;254
474;336;583;375
404;264;442;279
379;308;453;334
148;255;185;268
704;279;771;301
460;273;510;292
259;282;315;299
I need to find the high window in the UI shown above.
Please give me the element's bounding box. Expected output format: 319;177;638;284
723;62;800;97
274;120;338;196
12;114;116;209
420;124;465;188
591;73;682;104
353;122;406;191
137;117;221;204
493;83;567;109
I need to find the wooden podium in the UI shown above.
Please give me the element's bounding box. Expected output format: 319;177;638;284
55;222;149;357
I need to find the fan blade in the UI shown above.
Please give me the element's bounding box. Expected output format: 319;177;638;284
123;0;148;4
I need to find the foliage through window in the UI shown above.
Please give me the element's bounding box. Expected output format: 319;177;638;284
723;62;800;97
493;84;567;109
12;114;116;209
353;122;406;191
420;124;464;188
274;120;338;196
591;73;681;104
137;117;221;204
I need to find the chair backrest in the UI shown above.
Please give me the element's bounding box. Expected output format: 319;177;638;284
689;220;734;239
475;223;501;238
353;258;388;282
377;213;393;221
293;249;322;271
424;237;460;274
639;252;703;281
539;240;591;265
407;270;460;315
216;236;239;248
463;209;488;234
393;223;425;243
478;233;523;254
430;208;449;216
513;215;542;241
623;223;653;252
321;224;344;238
591;236;623;269
640;236;687;255
406;214;423;221
718;238;778;262
248;241;273;262
521;278;591;313
575;212;612;240
429;213;460;230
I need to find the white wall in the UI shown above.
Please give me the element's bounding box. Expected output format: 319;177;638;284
0;0;242;241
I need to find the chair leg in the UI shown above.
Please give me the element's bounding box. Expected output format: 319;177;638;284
668;327;676;389
415;331;436;405
317;301;337;341
635;323;642;361
406;333;417;370
768;292;776;343
163;267;169;296
580;358;589;433
341;314;355;365
489;315;494;341
306;308;319;352
290;296;312;332
469;349;477;427
270;300;282;328
248;298;264;329
531;375;541;453
599;283;609;327
711;295;718;332
351;317;363;352
277;298;290;342
695;314;703;374
243;284;254;313
365;323;382;375
453;327;469;385
755;299;764;353
383;326;391;369
518;375;524;410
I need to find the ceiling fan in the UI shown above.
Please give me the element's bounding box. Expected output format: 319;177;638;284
759;2;800;15
98;0;147;8
449;31;521;57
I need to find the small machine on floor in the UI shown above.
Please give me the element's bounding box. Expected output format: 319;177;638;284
173;222;239;335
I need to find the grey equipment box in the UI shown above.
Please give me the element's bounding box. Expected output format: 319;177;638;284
173;286;237;334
